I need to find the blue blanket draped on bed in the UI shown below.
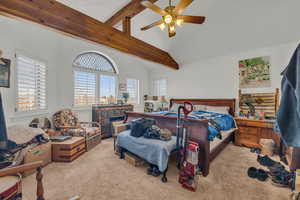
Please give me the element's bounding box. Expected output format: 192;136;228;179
154;110;236;141
117;130;177;172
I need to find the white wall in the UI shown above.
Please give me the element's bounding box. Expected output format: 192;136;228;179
149;42;298;101
0;16;149;126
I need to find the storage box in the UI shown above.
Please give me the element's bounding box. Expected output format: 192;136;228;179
259;139;275;156
86;133;102;151
23;142;52;177
124;152;145;167
51;137;86;162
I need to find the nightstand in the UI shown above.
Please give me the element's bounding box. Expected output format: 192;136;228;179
234;118;280;149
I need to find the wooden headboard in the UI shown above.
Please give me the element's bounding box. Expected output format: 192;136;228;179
169;99;236;116
239;88;280;118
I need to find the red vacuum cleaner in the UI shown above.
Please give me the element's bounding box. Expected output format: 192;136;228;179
176;102;200;192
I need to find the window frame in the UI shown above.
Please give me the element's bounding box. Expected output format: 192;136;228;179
14;52;48;115
72;52;118;108
153;79;167;97
126;78;140;105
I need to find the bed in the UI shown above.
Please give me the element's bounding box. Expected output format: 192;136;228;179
118;98;237;177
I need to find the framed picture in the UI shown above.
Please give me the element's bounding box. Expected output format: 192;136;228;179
118;83;126;92
0;58;11;88
239;56;271;89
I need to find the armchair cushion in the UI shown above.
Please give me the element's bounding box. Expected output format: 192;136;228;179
53;109;78;129
53;109;101;138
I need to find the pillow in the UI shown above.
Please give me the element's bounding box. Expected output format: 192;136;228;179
7;125;46;144
206;106;230;114
193;105;207;111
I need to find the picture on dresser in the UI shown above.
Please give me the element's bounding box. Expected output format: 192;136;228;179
239;56;271;89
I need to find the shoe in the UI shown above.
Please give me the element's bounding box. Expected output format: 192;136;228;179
268;166;288;177
151;167;161;177
257;155;284;168
147;167;153;175
247;167;268;181
271;171;294;188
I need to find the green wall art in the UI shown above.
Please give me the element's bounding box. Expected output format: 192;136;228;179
239;56;271;88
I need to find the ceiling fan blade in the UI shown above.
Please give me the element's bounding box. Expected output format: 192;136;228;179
141;1;167;16
178;15;206;24
174;0;193;14
141;20;163;31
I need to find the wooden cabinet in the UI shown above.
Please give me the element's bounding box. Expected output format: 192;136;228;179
51;137;86;162
92;104;133;138
235;118;280;149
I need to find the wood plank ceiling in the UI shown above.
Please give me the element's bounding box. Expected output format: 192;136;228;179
0;0;179;70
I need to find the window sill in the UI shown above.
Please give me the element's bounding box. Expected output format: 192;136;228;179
11;110;49;120
72;106;92;111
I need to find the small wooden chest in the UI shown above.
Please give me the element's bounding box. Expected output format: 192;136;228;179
51;137;86;162
124;152;145;167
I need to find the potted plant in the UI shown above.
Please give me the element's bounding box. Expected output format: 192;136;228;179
122;92;129;104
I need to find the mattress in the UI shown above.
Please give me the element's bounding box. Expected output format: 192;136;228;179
210;128;237;151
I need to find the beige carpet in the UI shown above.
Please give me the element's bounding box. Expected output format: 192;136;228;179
22;139;290;200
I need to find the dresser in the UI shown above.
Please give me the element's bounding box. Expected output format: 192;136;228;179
235;118;280;149
92;104;134;138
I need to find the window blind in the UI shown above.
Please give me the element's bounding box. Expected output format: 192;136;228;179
74;71;96;106
127;79;139;104
154;79;167;96
16;55;47;112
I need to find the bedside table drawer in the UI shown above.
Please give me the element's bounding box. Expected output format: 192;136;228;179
238;127;259;135
235;132;260;147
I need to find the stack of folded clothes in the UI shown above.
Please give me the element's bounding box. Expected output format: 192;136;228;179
247;155;295;188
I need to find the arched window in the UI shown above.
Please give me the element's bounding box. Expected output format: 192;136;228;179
73;52;117;73
73;52;118;106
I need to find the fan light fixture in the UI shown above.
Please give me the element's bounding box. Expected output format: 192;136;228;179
164;14;173;24
141;0;206;38
159;23;166;30
176;19;183;26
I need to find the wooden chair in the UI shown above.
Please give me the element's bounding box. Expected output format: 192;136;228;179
52;109;100;138
0;161;45;200
0;161;80;200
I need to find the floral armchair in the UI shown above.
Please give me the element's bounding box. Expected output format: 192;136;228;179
52;109;101;138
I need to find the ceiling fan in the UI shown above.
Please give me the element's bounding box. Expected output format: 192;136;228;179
140;0;206;37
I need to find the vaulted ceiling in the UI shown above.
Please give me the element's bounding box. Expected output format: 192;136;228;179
58;0;300;66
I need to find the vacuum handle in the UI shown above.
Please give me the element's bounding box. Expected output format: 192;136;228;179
183;102;193;118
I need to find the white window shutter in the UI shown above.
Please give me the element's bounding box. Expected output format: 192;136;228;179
127;79;139;104
16;55;47;112
74;71;96;106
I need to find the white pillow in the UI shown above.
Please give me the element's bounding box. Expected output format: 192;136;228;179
193;105;207;111
206;106;230;114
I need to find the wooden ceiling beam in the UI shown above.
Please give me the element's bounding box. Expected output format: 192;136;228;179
105;0;159;27
122;16;131;36
0;0;179;70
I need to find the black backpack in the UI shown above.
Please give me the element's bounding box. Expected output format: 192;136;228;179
130;118;156;137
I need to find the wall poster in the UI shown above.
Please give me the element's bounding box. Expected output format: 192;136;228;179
239;56;271;89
